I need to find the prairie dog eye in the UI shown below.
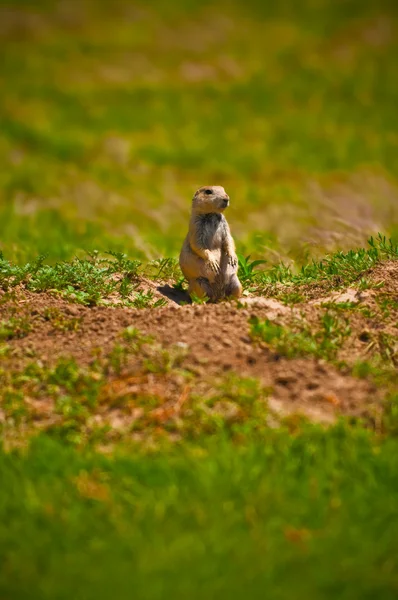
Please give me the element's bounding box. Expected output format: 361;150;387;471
205;189;213;195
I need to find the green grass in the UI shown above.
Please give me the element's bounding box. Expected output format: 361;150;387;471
251;234;398;292
1;1;398;596
250;311;352;361
1;426;398;600
1;234;396;304
1;0;398;263
0;250;168;306
0;207;135;263
0;315;31;341
1;309;397;597
0;331;268;445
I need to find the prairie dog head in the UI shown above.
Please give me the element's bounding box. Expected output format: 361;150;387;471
192;186;230;214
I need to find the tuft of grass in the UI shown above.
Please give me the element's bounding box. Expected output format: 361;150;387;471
0;251;169;307
43;308;81;332
253;235;398;292
383;393;398;436
145;257;182;280
250;311;351;361
376;294;398;318
237;254;267;289
190;292;209;304
0;316;31;341
352;360;398;389
378;332;398;367
0;252;139;306
125;290;167;309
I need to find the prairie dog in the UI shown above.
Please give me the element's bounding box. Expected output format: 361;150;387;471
179;186;242;301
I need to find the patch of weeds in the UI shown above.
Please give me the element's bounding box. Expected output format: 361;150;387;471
254;235;398;293
352;360;398;388
190;293;208;304
2;389;28;424
48;359;101;406
123;327;154;355
250;311;351;361
123;326;149;343
146;258;181;280
148;298;168;309
182;376;269;439
359;278;384;291
53;394;91;444
0;253;47;290
105;328;154;375
119;277;133;298
129;375;270;441
0;290;18;305
28;259;117;305
143;343;188;375
383;393;398;435
321;301;358;311
357;305;377;319
0;316;31;341
104;251;141;279
1;235;396;306
237;254;267;290
0;357;104;444
376;294;398;318
352;361;377;379
0;326;268;448
126;290;167;309
172;276;187;292
378;332;398;367
107;344;129;376
279;291;305;305
0;252;143;306
43;308;81;332
0;344;11;357
354;331;398;371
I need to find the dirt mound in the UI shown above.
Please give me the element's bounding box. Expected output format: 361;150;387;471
368;260;398;293
2;275;392;425
298;261;398;366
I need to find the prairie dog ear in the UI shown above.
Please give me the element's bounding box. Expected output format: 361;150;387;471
192;187;202;203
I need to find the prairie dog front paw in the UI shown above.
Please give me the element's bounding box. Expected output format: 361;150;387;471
227;254;238;269
207;257;221;275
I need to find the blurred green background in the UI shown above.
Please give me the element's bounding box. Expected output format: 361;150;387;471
1;0;398;264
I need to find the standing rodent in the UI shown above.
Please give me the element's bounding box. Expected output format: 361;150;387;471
179;186;242;302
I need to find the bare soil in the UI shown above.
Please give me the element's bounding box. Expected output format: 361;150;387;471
1;261;397;426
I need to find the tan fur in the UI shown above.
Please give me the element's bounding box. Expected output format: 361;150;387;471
179;186;242;302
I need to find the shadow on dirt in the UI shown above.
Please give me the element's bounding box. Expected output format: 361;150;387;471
157;285;191;305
